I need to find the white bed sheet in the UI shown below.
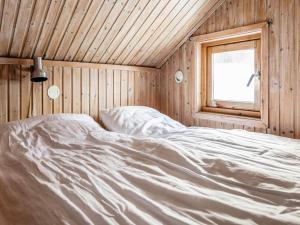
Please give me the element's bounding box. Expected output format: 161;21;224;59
0;115;299;225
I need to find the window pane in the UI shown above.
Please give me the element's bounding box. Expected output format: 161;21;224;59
212;49;255;102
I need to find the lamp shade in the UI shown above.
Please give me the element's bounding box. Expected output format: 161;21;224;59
31;57;47;82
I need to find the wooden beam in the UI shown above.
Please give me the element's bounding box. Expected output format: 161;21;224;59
0;57;160;73
191;21;268;43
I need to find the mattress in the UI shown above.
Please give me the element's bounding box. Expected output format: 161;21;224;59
0;114;299;225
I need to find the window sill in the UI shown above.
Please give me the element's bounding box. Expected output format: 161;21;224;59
193;111;268;129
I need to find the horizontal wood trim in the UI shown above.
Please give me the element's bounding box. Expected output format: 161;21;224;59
202;33;261;48
191;22;268;43
209;39;256;53
193;112;267;129
201;106;261;118
0;57;160;73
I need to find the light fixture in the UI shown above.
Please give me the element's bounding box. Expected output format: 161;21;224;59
175;70;184;83
31;57;48;82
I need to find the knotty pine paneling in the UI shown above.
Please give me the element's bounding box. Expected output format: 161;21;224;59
160;0;300;139
0;59;160;124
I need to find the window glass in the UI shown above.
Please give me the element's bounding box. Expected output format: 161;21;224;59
212;49;255;102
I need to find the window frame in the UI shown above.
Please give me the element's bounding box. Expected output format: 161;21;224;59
206;38;261;112
192;22;269;129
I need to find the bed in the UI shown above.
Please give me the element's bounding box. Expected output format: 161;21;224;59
0;112;299;225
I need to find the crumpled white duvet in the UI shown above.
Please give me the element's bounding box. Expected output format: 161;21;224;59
0;114;299;225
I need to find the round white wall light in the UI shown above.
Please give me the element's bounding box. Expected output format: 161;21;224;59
48;85;60;100
175;70;184;83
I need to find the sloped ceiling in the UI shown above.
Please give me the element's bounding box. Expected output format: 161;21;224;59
0;0;222;68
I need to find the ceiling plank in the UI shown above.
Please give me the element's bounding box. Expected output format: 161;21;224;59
90;0;140;63
99;0;150;64
122;0;181;65
63;0;105;61
136;0;200;66
105;0;161;64
54;0;93;60
34;0;65;57
0;0;20;56
82;0;133;62
144;0;211;66
45;0;79;59
10;0;35;57
156;0;225;68
130;0;188;65
113;0;171;65
21;0;51;58
72;0;116;61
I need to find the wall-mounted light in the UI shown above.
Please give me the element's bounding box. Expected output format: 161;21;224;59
175;70;184;83
31;57;48;82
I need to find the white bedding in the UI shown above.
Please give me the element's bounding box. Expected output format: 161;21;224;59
100;106;186;137
0;114;299;225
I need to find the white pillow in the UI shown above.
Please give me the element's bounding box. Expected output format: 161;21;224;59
100;106;186;137
1;114;104;132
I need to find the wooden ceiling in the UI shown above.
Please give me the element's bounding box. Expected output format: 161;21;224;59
0;0;222;68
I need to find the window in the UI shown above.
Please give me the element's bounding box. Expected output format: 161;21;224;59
206;39;261;115
192;22;269;128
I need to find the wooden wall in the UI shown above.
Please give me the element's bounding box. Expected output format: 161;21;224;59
0;58;160;124
160;0;300;139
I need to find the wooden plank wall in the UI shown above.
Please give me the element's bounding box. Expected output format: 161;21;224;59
0;59;160;124
160;0;300;139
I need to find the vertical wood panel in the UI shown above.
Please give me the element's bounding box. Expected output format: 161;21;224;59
134;71;141;105
160;64;167;114
53;66;63;114
267;0;280;135
296;0;300;139
98;69;107;111
144;72;149;107
72;67;81;114
81;68;90;114
32;82;42;116
243;0;255;25
9;66;21;121
90;68;99;121
173;50;180;121
128;70;135;106
121;70;128;106
0;65;8;123
63;67;72;113
279;0;295;138
140;72;147;106
20;65;31;119
43;66;53;115
113;70;121;108
106;69;114;109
